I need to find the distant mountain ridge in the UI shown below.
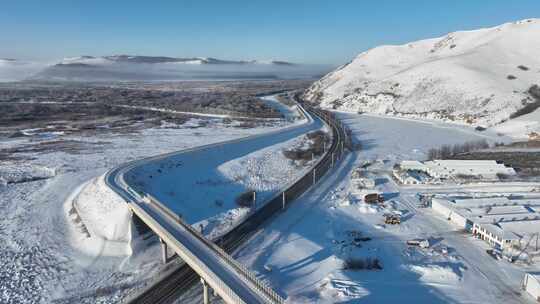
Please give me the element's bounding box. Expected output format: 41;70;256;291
304;19;540;138
57;55;296;66
23;54;329;82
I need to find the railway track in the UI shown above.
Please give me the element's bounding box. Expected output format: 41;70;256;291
124;94;349;304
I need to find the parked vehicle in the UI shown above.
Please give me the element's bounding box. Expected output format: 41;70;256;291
364;193;384;204
407;239;430;248
486;249;503;260
384;214;401;225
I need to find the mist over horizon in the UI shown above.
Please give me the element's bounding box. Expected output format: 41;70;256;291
0;56;333;82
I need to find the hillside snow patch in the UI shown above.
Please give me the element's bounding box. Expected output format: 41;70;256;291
66;175;133;258
408;264;463;285
218;132;322;195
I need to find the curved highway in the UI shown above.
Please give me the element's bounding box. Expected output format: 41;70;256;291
105;97;329;304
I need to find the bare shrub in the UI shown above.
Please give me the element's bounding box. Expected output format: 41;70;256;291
517;65;529;71
427;139;489;160
343;257;382;271
497;173;510;180
214;199;224;207
510;85;540;119
282;150;312;161
507;75;517;80
236;190;255;208
455;174;480;180
283;130;330;161
306;130;329;155
236;121;257;129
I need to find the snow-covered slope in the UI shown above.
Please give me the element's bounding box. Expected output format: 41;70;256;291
304;19;540;138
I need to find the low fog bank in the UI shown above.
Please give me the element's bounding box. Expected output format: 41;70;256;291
0;60;47;82
0;60;333;82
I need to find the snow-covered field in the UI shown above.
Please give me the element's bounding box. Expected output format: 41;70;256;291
0;114;302;303
304;19;540;139
0;163;56;185
2;84;537;303
233;112;538;303
338;112;511;161
121;102;327;240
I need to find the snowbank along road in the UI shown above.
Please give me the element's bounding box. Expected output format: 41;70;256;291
104;95;350;303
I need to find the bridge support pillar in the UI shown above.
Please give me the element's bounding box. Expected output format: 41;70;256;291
201;278;209;304
159;238;168;264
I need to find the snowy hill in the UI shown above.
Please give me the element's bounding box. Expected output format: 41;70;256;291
304;19;540;139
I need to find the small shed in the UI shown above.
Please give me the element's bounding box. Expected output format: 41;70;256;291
522;272;540;301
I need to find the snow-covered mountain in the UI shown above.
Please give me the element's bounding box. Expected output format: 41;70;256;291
304;19;540;138
56;55;295;66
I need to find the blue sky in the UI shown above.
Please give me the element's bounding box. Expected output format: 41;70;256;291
1;0;538;65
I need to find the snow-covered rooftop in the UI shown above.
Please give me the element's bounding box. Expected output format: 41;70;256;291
454;197;511;208
426;160;516;178
433;196;540;241
399;160;426;168
480;219;540;241
485;205;530;216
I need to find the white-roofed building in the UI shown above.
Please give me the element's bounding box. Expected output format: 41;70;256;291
522;272;540;301
396;159;516;182
393;170;425;185
430;196;540;250
424;160;516;180
399;160;428;172
471;215;540;249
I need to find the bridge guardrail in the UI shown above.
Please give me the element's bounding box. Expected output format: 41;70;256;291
129;202;249;304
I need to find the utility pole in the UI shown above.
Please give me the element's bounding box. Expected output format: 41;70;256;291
282;191;286;210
